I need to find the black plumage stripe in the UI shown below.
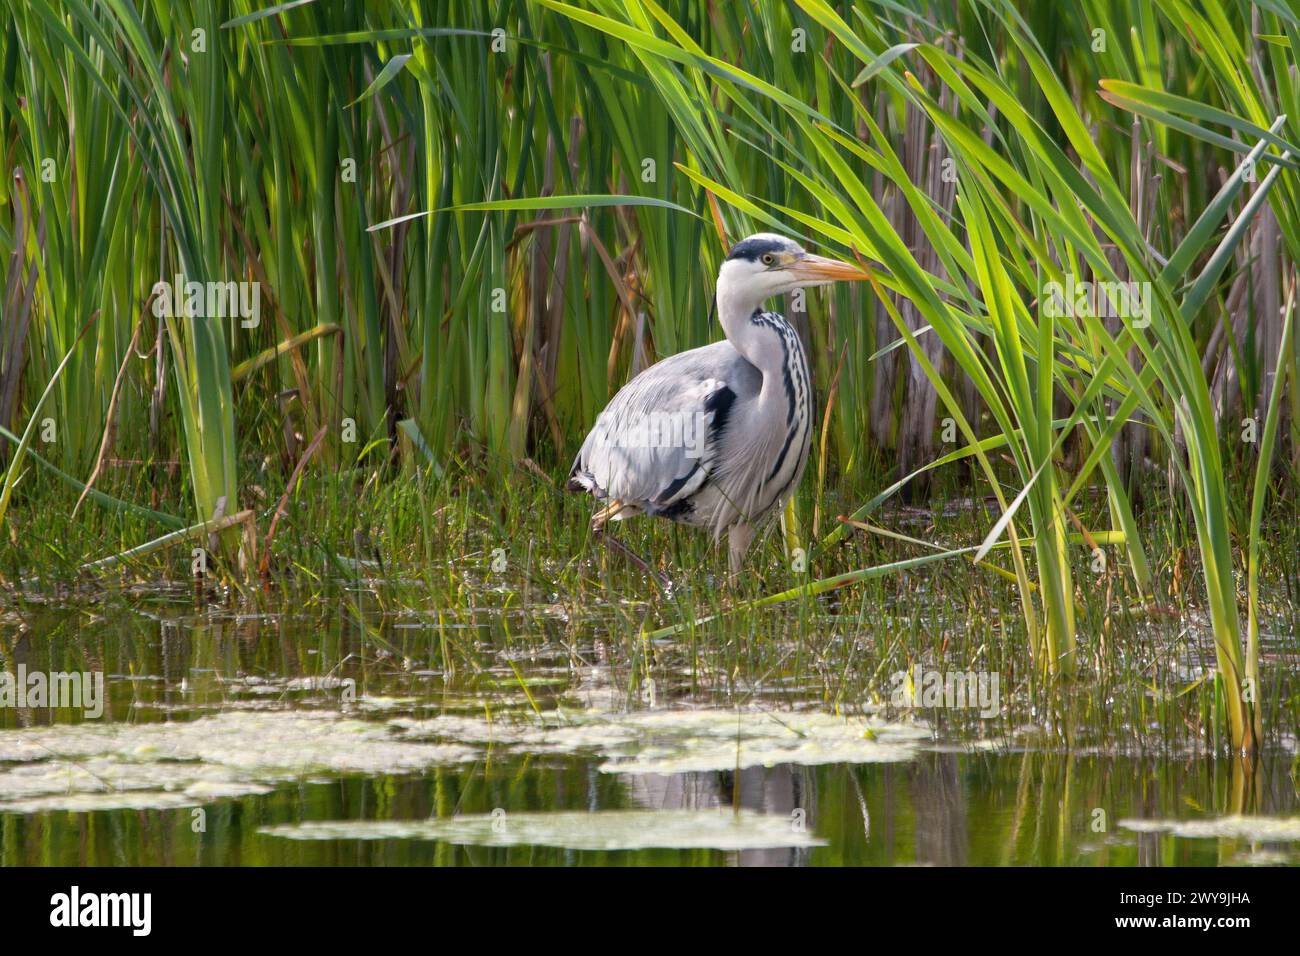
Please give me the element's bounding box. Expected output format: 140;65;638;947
750;311;811;494
657;498;695;520
703;383;737;442
654;463;700;505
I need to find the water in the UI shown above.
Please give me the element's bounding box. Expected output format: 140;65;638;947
1;595;1297;866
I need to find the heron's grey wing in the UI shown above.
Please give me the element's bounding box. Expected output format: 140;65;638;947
568;341;759;515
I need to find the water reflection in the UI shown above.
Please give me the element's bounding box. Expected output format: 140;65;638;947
628;766;820;865
0;602;1297;866
1;745;1297;865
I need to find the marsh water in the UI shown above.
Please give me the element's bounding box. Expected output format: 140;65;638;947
1;588;1297;867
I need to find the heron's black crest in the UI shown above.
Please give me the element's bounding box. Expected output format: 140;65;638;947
726;235;793;262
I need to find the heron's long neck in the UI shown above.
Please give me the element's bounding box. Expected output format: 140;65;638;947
716;276;813;478
716;277;789;384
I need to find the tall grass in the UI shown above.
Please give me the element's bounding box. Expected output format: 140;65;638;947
0;0;1296;753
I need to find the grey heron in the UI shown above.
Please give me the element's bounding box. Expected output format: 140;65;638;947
568;233;866;573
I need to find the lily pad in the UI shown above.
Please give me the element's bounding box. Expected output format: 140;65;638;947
260;809;826;850
392;707;927;774
0;791;200;814
1119;816;1300;841
0;711;478;814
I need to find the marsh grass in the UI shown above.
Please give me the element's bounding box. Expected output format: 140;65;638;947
4;441;1297;761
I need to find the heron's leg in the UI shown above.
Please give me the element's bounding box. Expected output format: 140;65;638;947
727;522;755;575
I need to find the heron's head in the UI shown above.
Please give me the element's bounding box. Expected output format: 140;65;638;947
718;233;867;301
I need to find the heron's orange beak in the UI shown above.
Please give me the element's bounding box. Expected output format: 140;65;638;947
789;252;869;283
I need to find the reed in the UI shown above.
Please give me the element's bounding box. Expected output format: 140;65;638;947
0;0;1296;754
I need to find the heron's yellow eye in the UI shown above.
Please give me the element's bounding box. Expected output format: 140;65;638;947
761;253;775;266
